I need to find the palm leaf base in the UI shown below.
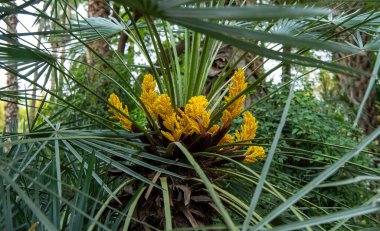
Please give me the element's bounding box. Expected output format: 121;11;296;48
110;164;222;230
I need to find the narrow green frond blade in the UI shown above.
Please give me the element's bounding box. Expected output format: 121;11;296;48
0;169;58;231
161;6;330;20
243;84;295;231
267;205;380;231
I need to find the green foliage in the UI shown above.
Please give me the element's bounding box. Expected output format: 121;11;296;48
256;84;364;151
254;83;377;216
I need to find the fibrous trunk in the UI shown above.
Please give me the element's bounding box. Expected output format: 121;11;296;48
87;0;111;80
88;0;110;56
5;9;18;132
334;3;378;135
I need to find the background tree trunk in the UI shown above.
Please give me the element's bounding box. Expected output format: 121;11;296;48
333;3;378;135
207;44;267;106
334;42;377;135
88;0;110;55
87;0;110;80
5;7;18;132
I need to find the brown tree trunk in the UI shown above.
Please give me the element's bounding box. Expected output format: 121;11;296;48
5;10;18;132
88;0;110;56
333;3;378;135
117;12;141;54
87;0;111;80
334;43;377;135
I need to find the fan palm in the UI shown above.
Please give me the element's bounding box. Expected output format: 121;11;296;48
0;0;379;230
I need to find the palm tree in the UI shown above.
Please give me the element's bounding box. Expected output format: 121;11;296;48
0;0;379;230
4;1;18;133
88;0;110;56
333;2;378;135
87;0;111;80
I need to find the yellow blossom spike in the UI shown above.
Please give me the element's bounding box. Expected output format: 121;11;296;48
235;111;258;143
243;146;266;164
161;131;176;142
183;96;211;134
178;109;201;135
218;133;235;146
207;124;220;135
140;74;159;119
155;94;174;120
159;96;212;141
108;93;132;130
222;68;248;126
140;75;175;124
161;113;183;141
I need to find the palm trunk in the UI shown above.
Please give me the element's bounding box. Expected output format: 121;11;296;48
334;44;377;134
88;0;110;55
5;9;18;133
333;3;378;135
87;0;110;80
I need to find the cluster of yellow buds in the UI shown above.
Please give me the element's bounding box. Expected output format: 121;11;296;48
108;68;265;163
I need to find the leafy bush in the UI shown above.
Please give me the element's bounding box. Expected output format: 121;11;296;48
253;84;378;224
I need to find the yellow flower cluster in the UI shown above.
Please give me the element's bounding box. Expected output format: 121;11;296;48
155;94;174;120
219;111;263;163
243;146;266;164
140;74;174;120
161;113;183;142
108;70;265;164
221;68;247;126
219;133;234;146
235;111;258;143
139;75;214;142
181;96;211;134
108;93;132;130
160;100;211;141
